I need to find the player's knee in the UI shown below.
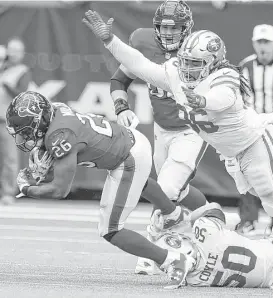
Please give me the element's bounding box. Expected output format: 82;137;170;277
158;179;189;201
158;162;193;201
102;230;119;243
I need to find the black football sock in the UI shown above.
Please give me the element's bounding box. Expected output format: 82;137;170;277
110;229;167;265
179;185;208;210
142;177;175;215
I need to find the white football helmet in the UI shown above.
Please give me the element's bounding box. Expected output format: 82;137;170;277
155;232;197;261
177;30;227;88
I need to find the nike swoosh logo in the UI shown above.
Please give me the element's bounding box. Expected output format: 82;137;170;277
52;139;59;146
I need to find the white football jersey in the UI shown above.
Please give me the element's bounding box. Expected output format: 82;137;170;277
165;59;266;157
156;216;273;288
186;217;273;288
106;36;267;157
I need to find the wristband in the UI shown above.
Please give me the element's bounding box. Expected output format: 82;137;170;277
114;98;130;115
21;185;30;196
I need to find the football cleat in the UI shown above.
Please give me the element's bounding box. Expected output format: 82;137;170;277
163;206;191;231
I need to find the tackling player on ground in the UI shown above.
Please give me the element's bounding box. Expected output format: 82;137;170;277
155;202;273;288
110;0;208;275
83;9;273;234
6;91;194;288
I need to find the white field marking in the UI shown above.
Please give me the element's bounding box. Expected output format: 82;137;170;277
0;213;149;224
0;225;145;234
0;206;152;218
0;234;145;243
0;212;269;226
0;236;105;243
0;263;133;272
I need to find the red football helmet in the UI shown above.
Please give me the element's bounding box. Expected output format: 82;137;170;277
6;91;54;152
153;0;193;51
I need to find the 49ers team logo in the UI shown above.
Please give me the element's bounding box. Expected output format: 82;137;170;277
207;37;221;52
164;235;181;249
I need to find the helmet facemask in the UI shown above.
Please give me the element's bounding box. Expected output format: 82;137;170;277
177;31;226;89
178;53;214;89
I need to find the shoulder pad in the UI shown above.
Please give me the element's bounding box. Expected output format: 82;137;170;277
193;216;224;237
45;128;77;159
210;68;240;89
129;28;154;49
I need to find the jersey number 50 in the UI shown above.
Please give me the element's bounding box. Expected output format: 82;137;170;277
212;246;257;287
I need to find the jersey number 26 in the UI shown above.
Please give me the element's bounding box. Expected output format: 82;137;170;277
76;113;113;137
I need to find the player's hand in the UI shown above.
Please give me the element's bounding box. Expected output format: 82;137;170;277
17;168;34;192
83;10;114;44
29;147;54;184
117;110;139;128
183;88;206;109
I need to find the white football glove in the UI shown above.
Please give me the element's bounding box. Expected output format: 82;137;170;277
29;147;54;184
117;110;139;128
17;168;32;192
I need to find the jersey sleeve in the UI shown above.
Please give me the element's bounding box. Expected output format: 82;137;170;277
193;216;225;244
205;70;240;111
45;128;77;160
105;35;171;92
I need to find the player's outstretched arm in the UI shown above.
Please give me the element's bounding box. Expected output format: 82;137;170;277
190;202;226;225
83;10;170;93
110;66;139;128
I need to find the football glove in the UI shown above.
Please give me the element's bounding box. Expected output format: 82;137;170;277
117;109;139;128
17;168;33;192
183;88;206;109
83;10;114;43
29;147;54;184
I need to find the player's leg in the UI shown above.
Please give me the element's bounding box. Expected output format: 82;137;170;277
135;123;167;275
157;129;208;208
98;130;187;284
240;130;273;223
235;192;260;236
136;127;207;275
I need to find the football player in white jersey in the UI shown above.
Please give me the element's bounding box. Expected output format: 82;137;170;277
110;0;208;275
83;11;273;230
155;202;273;289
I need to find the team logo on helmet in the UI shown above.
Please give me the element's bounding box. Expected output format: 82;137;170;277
207;37;221;53
164;235;181;249
17;94;42;118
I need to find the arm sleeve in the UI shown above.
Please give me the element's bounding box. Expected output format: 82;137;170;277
105;35;171;92
205;85;236;112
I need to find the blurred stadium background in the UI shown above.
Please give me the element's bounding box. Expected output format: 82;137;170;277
0;0;273;204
